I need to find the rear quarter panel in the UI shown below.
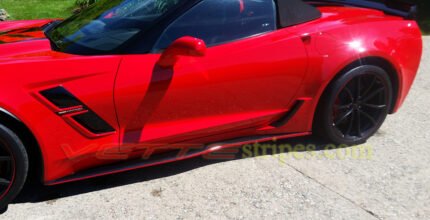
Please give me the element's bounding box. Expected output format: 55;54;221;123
284;6;422;132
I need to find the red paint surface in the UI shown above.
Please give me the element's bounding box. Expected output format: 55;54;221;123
0;6;422;183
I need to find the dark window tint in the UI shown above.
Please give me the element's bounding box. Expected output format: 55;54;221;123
154;0;276;50
48;0;182;54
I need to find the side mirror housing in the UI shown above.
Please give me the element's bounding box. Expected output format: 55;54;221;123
157;36;206;68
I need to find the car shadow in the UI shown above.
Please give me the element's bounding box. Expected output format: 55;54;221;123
13;135;346;204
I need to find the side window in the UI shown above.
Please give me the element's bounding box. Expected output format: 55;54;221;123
154;0;276;51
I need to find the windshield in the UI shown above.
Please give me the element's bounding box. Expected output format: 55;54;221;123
48;0;181;54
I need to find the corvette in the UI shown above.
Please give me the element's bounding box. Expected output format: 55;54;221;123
0;0;422;210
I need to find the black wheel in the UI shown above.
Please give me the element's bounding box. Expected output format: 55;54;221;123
0;124;28;212
314;65;393;145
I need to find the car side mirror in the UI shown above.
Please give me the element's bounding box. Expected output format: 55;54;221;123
156;36;207;69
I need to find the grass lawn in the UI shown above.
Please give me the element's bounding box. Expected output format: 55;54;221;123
0;0;75;20
0;0;429;34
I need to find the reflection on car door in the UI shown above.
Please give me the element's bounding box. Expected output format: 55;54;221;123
114;30;308;149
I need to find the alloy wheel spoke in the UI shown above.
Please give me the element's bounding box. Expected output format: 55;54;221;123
345;110;355;136
343;87;354;101
356;76;362;99
335;109;354;126
0;178;10;186
334;104;351;110
361;75;377;98
0;156;11;162
361;103;387;109
359;110;377;125
356;109;362;137
361;87;385;102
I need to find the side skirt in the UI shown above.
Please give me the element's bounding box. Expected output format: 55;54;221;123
46;131;311;186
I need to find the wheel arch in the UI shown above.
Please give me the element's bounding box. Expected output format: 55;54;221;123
323;56;400;114
0;109;44;183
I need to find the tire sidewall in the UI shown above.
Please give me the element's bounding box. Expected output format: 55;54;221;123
0;125;28;211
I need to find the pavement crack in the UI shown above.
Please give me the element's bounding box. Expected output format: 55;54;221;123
283;162;382;220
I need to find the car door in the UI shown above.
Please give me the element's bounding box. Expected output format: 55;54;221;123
114;0;308;148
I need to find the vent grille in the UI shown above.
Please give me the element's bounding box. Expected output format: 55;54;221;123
40;87;82;109
72;111;115;134
40;86;115;135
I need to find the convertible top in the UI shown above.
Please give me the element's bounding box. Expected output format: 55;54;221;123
302;0;417;19
275;0;417;28
276;0;322;27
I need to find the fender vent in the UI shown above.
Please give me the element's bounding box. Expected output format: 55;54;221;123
40;87;82;109
72;111;115;134
40;86;115;135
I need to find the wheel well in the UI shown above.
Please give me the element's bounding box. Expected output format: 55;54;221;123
334;57;399;114
0;111;44;183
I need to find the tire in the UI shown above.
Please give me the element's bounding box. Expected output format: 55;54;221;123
314;65;393;145
0;124;29;212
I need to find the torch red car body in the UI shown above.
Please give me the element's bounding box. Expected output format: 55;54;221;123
0;0;422;209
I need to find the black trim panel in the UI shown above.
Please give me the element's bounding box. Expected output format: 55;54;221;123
270;100;305;127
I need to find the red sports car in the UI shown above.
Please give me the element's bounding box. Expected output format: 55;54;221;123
0;0;422;210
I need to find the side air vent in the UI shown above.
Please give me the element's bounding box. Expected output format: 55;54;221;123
72;111;115;134
270;100;305;128
39;86;115;136
40;87;82;109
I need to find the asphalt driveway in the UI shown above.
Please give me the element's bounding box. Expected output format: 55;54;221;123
1;37;429;220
